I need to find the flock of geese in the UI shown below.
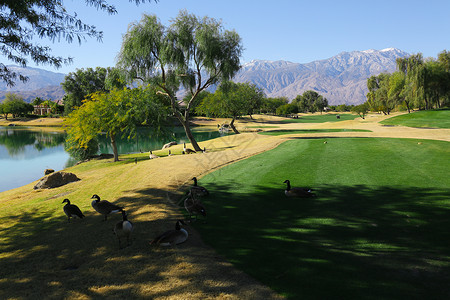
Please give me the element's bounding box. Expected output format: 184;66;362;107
61;140;315;249
61;176;210;249
62;178;314;249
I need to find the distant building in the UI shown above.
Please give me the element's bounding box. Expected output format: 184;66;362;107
34;105;52;115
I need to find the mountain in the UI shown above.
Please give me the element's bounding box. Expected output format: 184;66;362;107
0;65;66;102
0;48;408;105
233;48;409;105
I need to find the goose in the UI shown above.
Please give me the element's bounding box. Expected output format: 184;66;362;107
184;192;206;220
62;199;85;222
190;176;209;197
150;220;188;246
283;180;316;198
149;150;159;159
91;194;123;221
114;210;133;248
183;143;196;154
168;149;173;156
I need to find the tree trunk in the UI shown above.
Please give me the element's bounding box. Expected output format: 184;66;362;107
110;133;119;162
182;121;202;151
230;117;240;134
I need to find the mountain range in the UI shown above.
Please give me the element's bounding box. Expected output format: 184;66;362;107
0;48;408;105
233;48;408;105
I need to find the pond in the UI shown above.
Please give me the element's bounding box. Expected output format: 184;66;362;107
0;126;224;193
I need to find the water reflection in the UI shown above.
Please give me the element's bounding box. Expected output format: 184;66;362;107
0;126;225;193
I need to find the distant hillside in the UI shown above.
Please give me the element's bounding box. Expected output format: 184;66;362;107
233;48;409;105
0;65;66;102
1;48;408;105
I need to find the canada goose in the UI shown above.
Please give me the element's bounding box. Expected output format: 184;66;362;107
283;180;316;198
91;194;123;221
184;192;206;220
62;199;85;222
183;143;196;154
150;220;188;246
114;210;133;249
190;176;209;197
168;149;173;156
149;151;159;159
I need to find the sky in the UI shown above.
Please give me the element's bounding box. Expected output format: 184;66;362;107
2;0;449;74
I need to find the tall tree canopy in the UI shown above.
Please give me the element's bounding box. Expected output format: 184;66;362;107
61;67;126;115
117;11;243;151
0;0;152;86
293;90;328;114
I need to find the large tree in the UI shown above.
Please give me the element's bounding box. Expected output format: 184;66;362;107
1;93;34;118
61;67;119;115
117;11;243;151
293;90;328;113
0;0;152;86
64;86;169;162
197;81;263;134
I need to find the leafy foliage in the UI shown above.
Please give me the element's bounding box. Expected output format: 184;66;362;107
196;81;264;133
64;86;169;161
0;0;152;86
293;90;328;114
117;10;243;150
1;92;33;119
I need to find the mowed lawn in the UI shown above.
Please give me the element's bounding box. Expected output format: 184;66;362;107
380;109;450;129
195;138;450;299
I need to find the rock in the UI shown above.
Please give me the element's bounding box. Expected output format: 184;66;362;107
34;171;80;190
44;169;55;175
162;141;177;149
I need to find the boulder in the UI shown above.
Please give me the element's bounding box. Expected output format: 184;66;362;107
34;171;80;190
44;169;55;175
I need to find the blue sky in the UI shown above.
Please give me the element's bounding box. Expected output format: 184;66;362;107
2;0;449;74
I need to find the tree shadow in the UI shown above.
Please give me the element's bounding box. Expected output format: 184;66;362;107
0;184;281;299
193;180;450;299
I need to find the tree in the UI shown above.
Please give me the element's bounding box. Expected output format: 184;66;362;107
388;72;407;112
2;93;33;118
262;97;289;115
61;67;126;115
0;0;152;87
197;81;261;134
276;103;297;116
351;103;369;119
366;73;394;114
293;90;327;113
117;11;243;151
64;86;169;162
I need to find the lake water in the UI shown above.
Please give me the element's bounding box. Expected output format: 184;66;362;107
0;126;223;193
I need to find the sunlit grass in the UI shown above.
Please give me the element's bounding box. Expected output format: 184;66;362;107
260;128;371;135
380;109;450;128
281;113;358;123
195;138;450;299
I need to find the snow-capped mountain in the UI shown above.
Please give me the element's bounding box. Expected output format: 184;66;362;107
0;48;409;105
233;48;409;105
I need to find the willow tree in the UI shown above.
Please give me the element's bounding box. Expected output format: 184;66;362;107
117;11;243;151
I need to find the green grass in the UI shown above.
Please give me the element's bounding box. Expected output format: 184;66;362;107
281;113;358;123
259;129;371;136
380;109;450;128
195;138;450;299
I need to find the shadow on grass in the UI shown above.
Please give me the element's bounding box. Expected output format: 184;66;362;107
0;185;279;299
194;181;450;299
